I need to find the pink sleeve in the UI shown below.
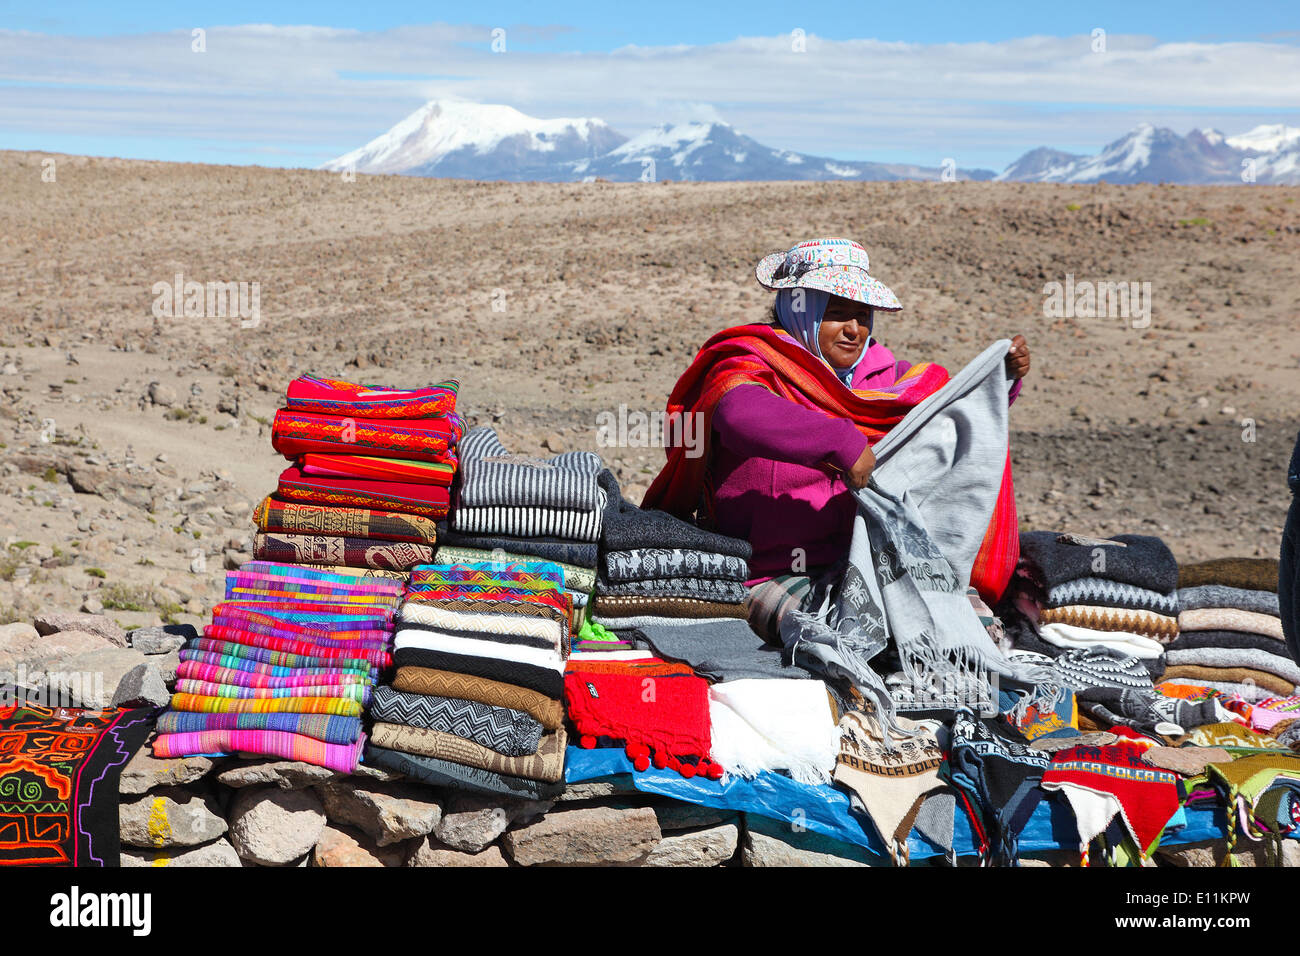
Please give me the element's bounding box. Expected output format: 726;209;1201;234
713;385;869;472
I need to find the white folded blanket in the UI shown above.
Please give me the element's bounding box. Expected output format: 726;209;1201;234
1039;622;1165;659
708;679;839;786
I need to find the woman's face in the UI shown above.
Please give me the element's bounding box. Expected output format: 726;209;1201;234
818;296;874;369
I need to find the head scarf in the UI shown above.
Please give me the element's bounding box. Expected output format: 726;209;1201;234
774;289;872;386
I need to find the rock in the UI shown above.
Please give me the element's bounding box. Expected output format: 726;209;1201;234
119;789;227;848
318;779;443;846
129;624;195;654
160;574;195;604
216;759;335;790
33;611;127;647
652;803;738;832
434;794;552;852
407;839;509;868
122;838;242;867
227;786;327;866
111;662;171;708
156;649;181;683
32;646;149;710
313;825;409;867
119;749;216;795
148;382;177;407
1018;850;1081;867
502;806;661;866
80;596;104;615
1030;731;1118;752
553;777;637;802
0;622;39;646
1142;746;1233;775
742;814;875;867
646;823;739;866
223;549;251;571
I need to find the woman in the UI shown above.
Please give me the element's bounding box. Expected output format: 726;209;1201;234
643;237;1031;641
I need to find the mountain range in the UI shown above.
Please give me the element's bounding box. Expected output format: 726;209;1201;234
323;100;1300;186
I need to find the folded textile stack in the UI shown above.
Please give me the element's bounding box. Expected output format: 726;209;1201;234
443;427;604;630
590;469;755;653
564;651;724;779
151;561;401;772
1007;531;1180;679
1161;557;1297;698
261;375;461;566
364;560;570;799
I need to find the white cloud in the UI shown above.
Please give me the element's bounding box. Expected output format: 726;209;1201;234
0;24;1297;168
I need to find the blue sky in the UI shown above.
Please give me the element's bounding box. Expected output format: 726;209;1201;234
2;1;1298;169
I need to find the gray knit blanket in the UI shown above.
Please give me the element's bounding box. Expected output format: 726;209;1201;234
783;341;1052;727
457;426;604;510
1176;584;1281;616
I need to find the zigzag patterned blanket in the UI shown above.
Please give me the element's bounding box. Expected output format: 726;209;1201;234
1045;577;1179;615
370;685;543;756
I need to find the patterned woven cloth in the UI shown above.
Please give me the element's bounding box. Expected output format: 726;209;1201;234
364;746;565;801
451;496;606;542
603;547;749;583
271;408;461;462
593;594;750;620
594;575;750;604
254;496;440;544
370;723;566;783
153;729;365;774
1038;605;1179;641
1045;577;1179;615
457;426;604;510
154;710;363;745
285;375;458;419
253;532;434;570
300;453;454;486
391;666;565;729
370;685;543;756
277;466;452;519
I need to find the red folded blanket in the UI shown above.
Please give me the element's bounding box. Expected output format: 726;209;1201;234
271;408;461;463
300;453;455;486
286;375;459;419
277;466;452;519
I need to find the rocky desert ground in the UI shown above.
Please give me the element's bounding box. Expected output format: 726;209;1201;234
1;149;1297;640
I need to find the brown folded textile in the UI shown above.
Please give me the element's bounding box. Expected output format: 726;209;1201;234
1038;605;1179;642
1178;558;1280;593
253;531;434;570
255;496;439;544
391;666;565;729
370;722;566;783
1177;607;1284;640
593;594;749;619
1160;664;1294;696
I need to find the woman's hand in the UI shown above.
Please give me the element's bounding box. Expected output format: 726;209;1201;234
845;443;877;489
1006;334;1031;379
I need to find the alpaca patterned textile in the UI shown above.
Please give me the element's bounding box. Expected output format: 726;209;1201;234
1040;738;1181;864
1037;605;1179;641
435;545;595;593
457;426;604;510
369;723;567;783
436;527;600;568
451;495;606;542
278;466;452;519
1019;531;1178;594
393;648;564;699
153;729;365;774
0;704;153;867
603;548;750;584
253;532;434;570
364;746;565;801
1177;585;1281;616
255;496;439;544
370;685;543;757
285;374;458;419
594;575;750;604
833;710;946;866
155;710;362;745
1178;607;1284;640
392;666;565;729
639;326;1019;603
301;454;455;486
565;657;720;779
1045;578;1179;615
271;408;461;462
597;470;752;559
1179;558;1280;593
945;709;1050;866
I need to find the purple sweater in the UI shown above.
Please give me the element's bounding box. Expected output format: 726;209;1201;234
710;340;1020;583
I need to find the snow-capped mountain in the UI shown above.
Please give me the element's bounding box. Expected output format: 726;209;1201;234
997;123;1300;185
321;100;627;179
323;104;994;182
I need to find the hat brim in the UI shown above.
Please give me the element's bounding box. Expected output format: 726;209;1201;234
755;254;902;312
